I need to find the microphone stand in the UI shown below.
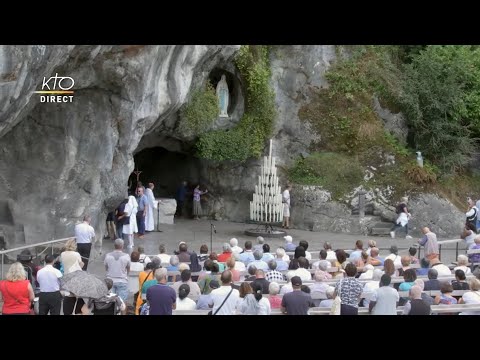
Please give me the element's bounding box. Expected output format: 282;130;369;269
210;223;216;252
156;200;162;232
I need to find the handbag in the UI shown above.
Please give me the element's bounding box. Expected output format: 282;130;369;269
330;279;342;315
137;271;153;314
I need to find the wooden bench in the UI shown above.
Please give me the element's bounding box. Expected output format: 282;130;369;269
173;309;210;315
307;306;405;315
395;290;468;298
430;303;480;314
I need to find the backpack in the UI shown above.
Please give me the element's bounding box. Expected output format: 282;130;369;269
467;207;478;223
189;252;201;272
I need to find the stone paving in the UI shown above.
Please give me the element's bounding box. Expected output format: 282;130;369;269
86;218;466;279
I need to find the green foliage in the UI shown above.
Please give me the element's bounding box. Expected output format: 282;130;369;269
383;131;410;157
179;83;218;136
289;152;364;200
401;45;480;172
437;173;480;209
197;45;275;162
297;45;480;205
299;46;404;155
325;46;404;106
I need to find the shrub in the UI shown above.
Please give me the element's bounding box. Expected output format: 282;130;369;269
404;161;437;185
289;152;364;199
197;45;275;162
401;45;480;172
179;83;218;136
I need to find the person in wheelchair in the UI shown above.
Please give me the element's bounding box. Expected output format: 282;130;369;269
17;250;41;294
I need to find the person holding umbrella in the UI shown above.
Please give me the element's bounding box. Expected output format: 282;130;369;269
61;270;109;315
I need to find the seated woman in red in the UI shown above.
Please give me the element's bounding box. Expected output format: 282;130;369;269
0;262;35;315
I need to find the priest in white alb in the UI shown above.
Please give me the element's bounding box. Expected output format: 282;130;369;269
145;182;157;232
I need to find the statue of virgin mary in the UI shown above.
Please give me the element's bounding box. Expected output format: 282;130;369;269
216;74;229;117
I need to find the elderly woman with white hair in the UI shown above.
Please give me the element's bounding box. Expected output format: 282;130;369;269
366;240;377;256
167;255;180;282
310;270;334;306
362;269;383;308
275;248;289;271
229;238;243;254
314;263;332;280
459;278;480;315
217;243;233;263
232;252;246;273
359;264;375;280
268;282;282;309
0;262;35;315
253;236;265;252
454;254;472;275
280;274;294;295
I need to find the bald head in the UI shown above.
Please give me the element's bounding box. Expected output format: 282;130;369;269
220;270;232;285
409;285;422;299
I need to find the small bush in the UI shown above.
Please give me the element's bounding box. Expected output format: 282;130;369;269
289;152;364;200
383;131;410;157
179;83;218;136
404;161;437;185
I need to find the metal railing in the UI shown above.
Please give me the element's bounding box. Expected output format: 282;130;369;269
376;239;465;261
0;237;74;279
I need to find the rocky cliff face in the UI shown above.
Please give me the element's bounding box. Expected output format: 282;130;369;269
0;45;239;247
197;45;338;223
0;45;465;248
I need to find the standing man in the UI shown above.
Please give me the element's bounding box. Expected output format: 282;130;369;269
36;254;63;315
475;197;480;232
175;181;188;217
418;226;439;261
104;238;131;302
145;183;157;232
282;184;292;229
74;215;96;271
390;197;412;239
146;268;177;315
136;187;148;239
466;197;478;232
369;274;399;315
281;276;314;315
105;211;116;240
115;198;128;242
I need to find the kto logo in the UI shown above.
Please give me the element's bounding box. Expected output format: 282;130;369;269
35;73;75;103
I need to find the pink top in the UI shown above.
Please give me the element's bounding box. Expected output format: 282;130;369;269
269;295;282;309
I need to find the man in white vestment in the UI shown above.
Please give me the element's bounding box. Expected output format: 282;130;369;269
145;183;157;232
